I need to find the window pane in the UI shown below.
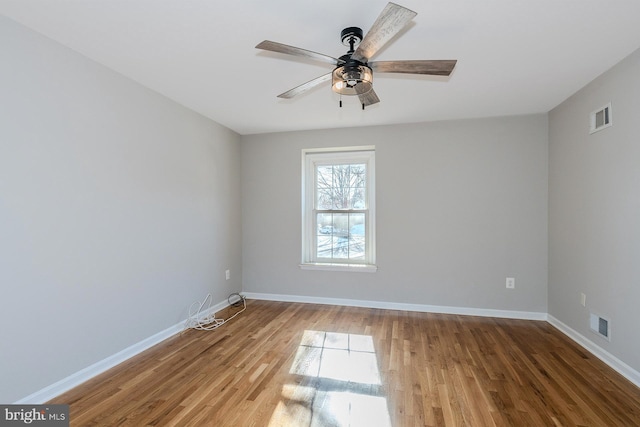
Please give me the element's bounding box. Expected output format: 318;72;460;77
317;234;333;258
332;165;350;209
332;235;349;259
350;188;365;210
317;187;333;210
317;166;333;188
317;213;334;236
350;164;366;188
348;213;365;260
317;166;333;209
332;188;349;210
316;213;335;258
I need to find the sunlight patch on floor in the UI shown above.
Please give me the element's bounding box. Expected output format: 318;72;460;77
268;330;392;427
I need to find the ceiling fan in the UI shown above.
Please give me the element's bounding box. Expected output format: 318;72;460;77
255;2;457;109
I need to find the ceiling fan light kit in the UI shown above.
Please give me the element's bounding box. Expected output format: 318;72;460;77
332;63;373;96
256;2;457;109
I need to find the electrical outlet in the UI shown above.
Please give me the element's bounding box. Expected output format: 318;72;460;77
225;269;230;280
506;277;515;289
581;293;586;307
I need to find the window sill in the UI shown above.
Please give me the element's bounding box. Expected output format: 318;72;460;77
299;263;378;273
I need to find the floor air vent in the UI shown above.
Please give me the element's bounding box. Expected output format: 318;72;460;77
590;312;611;341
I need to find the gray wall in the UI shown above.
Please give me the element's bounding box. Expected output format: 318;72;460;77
0;17;242;403
549;48;640;372
242;115;548;312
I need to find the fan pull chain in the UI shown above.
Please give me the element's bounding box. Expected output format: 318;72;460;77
339;94;343;108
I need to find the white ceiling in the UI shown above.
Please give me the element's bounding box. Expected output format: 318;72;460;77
2;1;640;135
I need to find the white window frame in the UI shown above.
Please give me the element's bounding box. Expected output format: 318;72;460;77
300;146;377;272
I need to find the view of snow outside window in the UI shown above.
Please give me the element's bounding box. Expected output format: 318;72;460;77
316;163;366;261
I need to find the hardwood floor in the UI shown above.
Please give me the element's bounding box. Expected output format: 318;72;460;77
51;300;640;426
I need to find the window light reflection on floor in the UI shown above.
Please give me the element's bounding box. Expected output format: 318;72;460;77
268;330;392;427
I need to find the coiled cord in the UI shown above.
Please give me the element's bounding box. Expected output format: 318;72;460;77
185;293;246;331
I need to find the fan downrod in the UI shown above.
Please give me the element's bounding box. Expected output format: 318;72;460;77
340;27;363;52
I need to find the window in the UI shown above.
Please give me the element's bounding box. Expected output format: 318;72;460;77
301;147;376;272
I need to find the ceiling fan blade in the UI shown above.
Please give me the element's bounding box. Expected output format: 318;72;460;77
351;2;417;62
256;40;343;65
358;89;380;106
277;73;333;99
371;60;457;76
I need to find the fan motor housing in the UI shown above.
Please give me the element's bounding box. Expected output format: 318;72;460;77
341;27;363;48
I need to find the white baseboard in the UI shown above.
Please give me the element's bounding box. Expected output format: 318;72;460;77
547;315;640;388
243;292;548;321
15;296;231;404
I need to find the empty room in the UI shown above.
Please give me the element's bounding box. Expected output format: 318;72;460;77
2;1;640;425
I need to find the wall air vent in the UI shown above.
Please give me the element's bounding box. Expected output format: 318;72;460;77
590;312;611;341
590;102;612;134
